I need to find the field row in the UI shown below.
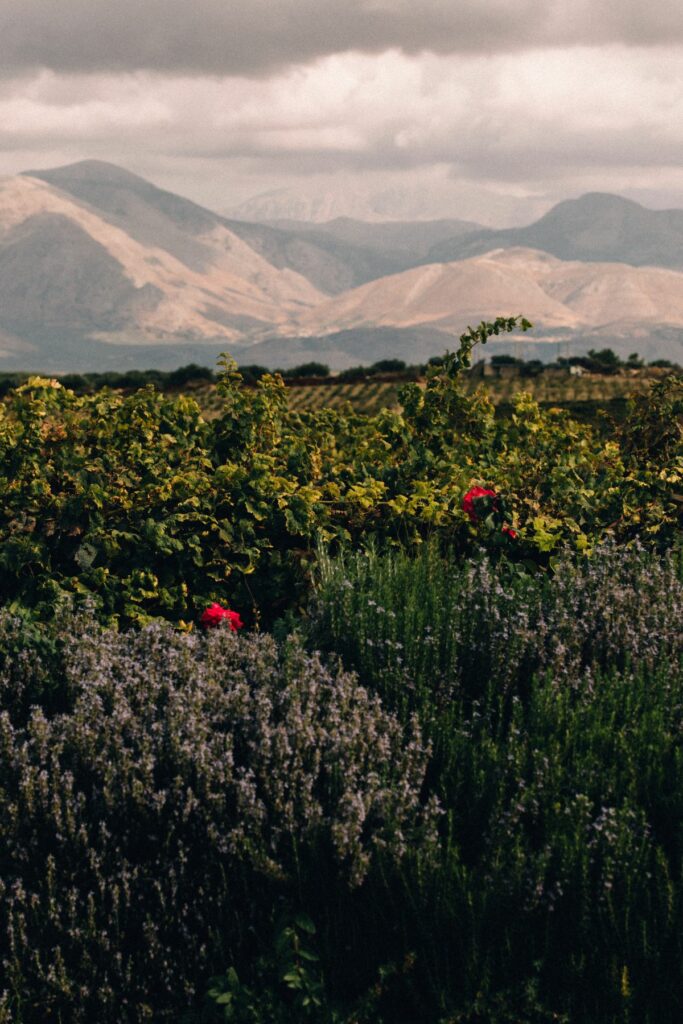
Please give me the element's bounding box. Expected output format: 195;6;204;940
189;373;655;418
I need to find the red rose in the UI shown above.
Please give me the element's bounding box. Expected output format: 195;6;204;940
200;603;244;631
462;486;497;522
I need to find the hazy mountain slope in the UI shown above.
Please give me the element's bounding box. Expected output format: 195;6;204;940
0;212;162;333
293;249;578;335
538;260;683;324
24;160;218;270
427;193;683;269
264;216;482;258
220;218;407;293
239;326;461;370
291;248;683;338
4;164;683;372
26;161;406;294
228;180;548;227
0;174;323;359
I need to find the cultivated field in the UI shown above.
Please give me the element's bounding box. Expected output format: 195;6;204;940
189;368;663;419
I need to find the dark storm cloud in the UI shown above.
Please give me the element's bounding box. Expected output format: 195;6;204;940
0;0;681;77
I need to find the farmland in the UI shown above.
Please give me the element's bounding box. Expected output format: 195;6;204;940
0;319;682;1023
188;366;666;420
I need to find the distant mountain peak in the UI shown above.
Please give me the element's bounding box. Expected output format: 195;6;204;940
23;159;150;188
570;191;643;206
541;192;647;220
426;190;683;270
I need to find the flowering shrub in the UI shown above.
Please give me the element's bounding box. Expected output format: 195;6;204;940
462;485;518;541
199;602;243;630
311;542;683;704
461;486;498;522
309;543;683;1021
0;618;437;1022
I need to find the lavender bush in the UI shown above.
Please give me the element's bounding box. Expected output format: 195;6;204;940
310;542;683;708
2;543;683;1023
0;619;437;1023
307;543;683;1021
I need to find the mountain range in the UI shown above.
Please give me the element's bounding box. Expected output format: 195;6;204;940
0;160;682;371
425;192;683;269
227;179;551;227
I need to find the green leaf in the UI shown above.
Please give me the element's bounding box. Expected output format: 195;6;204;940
294;913;316;935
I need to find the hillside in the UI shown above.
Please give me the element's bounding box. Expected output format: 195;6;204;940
2;163;683;371
26;161;408;295
0;172;330;364
290;247;683;338
264;216;482;258
427;193;683;269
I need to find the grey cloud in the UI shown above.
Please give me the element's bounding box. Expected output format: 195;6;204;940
1;0;682;77
193;126;683;184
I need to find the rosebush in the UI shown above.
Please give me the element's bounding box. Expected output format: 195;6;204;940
199;603;243;630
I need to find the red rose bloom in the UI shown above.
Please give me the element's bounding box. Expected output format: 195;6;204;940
462;486;497;522
200;603;244;631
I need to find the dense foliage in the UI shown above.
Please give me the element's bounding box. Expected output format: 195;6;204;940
305;543;683;1022
0;319;681;627
0;617;436;1021
1;317;683;1022
0;364;217;398
1;547;682;1022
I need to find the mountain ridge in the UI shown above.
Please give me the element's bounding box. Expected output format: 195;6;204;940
0;172;324;359
24;161;413;295
427;192;683;269
1;160;682;370
288;247;683;359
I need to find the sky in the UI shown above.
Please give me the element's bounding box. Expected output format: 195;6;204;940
0;0;682;225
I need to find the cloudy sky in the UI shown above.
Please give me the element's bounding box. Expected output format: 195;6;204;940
1;0;682;224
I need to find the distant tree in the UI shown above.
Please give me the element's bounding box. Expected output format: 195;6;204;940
490;354;523;366
586;348;622;373
626;352;644;368
368;358;406;374
281;362;331;379
237;364;270;385
520;359;544;378
337;365;368;382
0;373;28;397
58;374;91;393
167;363;214;387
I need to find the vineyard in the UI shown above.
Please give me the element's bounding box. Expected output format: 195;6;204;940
190;367;663;420
286;378;402;414
0;318;682;1023
185;376;403;418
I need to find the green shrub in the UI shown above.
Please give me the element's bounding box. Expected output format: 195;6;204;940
306;544;683;1021
0;319;680;628
309;542;683;710
281;362;331;379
